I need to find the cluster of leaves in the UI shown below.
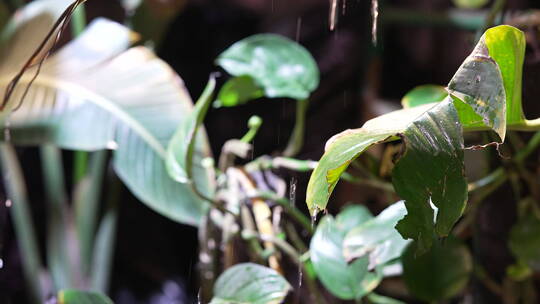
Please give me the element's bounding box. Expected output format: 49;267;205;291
2;0;540;303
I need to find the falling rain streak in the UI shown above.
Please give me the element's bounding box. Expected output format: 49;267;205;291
329;0;339;31
372;0;379;45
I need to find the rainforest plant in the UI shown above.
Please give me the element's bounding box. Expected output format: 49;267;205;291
1;0;540;303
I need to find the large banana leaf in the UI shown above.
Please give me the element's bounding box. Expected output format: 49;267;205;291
0;3;213;226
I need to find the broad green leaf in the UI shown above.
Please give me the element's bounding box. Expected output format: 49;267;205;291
343;201;410;267
509;214;540;270
215;76;264;107
401;85;447;109
310;205;383;300
58;289;113;304
210;263;291;304
216;34;319;100
393;99;467;253
0;18;213;226
166;76;215;184
402;237;472;302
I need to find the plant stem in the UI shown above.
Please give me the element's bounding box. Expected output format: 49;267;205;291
74;150;107;276
70;2;87;184
70;2;86;37
283;99;308;157
250;191;313;234
40;145;73;290
90;175;121;292
0;144;43;303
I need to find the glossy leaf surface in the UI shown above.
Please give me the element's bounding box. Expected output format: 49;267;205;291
310;205;381;300
210;263;291;304
343;201;410;267
216;34;319;100
402;237;472;302
393;99;467;253
0;15;213;226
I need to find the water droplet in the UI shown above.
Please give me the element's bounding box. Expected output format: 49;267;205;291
0;258;4;269
297;263;303;288
106;141;118;150
5;200;11;208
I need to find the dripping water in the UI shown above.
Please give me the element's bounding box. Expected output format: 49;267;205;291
295;17;302;42
329;0;339;31
371;0;379;45
4;117;11;142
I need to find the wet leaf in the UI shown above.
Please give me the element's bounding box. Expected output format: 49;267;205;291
343;201;410;267
0;16;213;226
509;214;540;270
58;289;113;304
393;99;467;253
216;34;319;100
310;205;383;300
401;85;447;109
210;263;291;304
447;31;507;140
402;237;472;302
215;75;263;107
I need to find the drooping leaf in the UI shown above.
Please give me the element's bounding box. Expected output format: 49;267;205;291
215;75;264;107
0;17;213;226
366;293;406;304
310;205;383;300
216;34;319;100
402;237;472;302
210;263;291;304
509;214;540;270
401;85;447;109
306;26;528;250
447;31;507;140
343;201;410;268
393;99;467;253
58;289;113;304
166;76;215;184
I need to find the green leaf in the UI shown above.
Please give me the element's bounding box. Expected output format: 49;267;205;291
216;34;319;100
306;26;528;250
310;205;383;300
166;76;215;184
509;214;540;270
447;30;507;140
366;293;406;304
343;201;410;267
452;0;488;9
401;85;447;109
0;19;213;226
402;237;472;302
215;76;264;107
393;99;467;253
58;289;113;304
210;263;291;304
